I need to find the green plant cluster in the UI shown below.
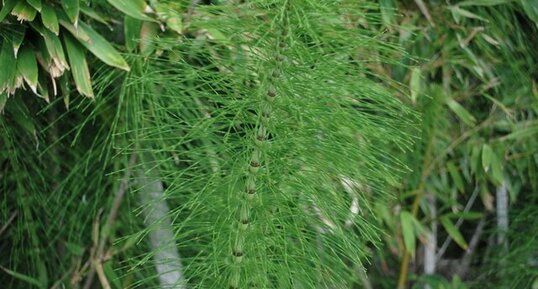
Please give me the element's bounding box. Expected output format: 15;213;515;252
364;1;538;289
1;1;415;288
0;0;537;289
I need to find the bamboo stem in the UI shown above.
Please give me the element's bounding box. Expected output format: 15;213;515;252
496;181;509;248
137;153;186;289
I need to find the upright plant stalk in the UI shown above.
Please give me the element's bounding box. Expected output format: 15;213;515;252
496;181;508;248
137;153;186;289
228;11;287;288
423;192;436;287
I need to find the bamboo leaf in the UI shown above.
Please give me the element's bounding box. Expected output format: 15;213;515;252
0;266;42;288
447;161;464;193
489;149;504;186
0;92;7;113
410;67;421;104
11;0;37;21
59;74;70;109
444;211;483;220
80;4;110;27
446;97;476;126
63;34;94;98
449;6;489;22
72;21;130;71
400;211;416;257
10;25;26;56
26;0;42;12
17;45;38;93
481;144;494;173
521;0;538;24
440;216;468;250
34;24;69;75
0;0;17;22
501;125;538;141
106;0;155;22
36;72;49;102
41;4;59;35
58;16;90;42
62;0;79;24
0;40;17;94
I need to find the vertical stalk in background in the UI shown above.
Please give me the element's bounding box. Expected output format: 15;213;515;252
496;181;508;249
423;192;436;289
137;153;186;289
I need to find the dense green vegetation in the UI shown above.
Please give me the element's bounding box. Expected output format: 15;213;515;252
1;1;536;289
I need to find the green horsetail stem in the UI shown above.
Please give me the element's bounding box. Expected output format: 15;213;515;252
228;14;287;288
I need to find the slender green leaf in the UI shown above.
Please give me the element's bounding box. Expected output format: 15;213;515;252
59;74;70;109
41;4;59;35
58;16;90;42
440;216;468;250
9;25;26;56
489;149;504;185
447;161;464;193
63;34;94;98
0;0;17;22
26;0;42;12
0;40;16;93
0;266;42;288
36;71;49;101
17;45;38;93
80;4;110;26
0;92;7;113
501;125;538;141
481;144;494;173
62;0;79;24
410;67;421;104
72;21;130;71
37;24;69;75
521;0;538;24
400;211;416;257
106;0;155;22
449;6;489;22
11;1;37;21
446;97;476;126
444;212;483;220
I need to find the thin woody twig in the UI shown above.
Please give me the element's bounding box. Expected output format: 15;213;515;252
437;186;479;260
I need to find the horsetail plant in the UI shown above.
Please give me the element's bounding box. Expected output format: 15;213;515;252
1;1;416;288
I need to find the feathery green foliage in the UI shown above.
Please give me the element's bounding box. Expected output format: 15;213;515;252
1;1;416;288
